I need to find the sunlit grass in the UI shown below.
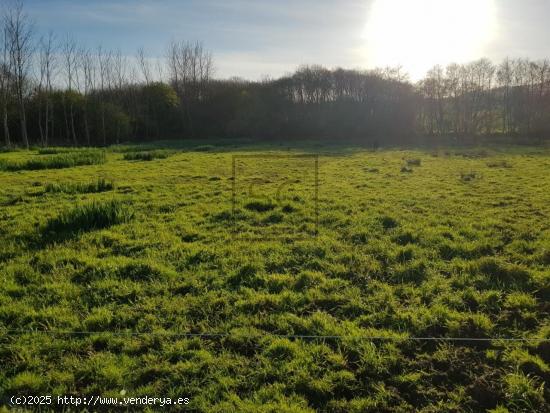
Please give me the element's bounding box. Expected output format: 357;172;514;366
0;142;548;411
0;151;105;171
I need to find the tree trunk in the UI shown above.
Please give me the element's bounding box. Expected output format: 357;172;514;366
2;104;10;148
44;99;50;147
69;103;77;145
62;96;70;142
101;103;106;146
50;100;54;146
185;99;194;138
18;98;29;149
84;106;90;146
116;119;120;144
38;98;45;146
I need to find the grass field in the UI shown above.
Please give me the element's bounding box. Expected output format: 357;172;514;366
0;142;549;412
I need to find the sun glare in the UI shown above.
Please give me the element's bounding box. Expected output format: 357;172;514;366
362;0;497;79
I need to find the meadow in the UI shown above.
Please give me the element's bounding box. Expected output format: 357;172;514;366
0;142;549;412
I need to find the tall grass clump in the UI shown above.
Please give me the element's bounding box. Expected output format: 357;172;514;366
36;147;97;155
43;199;133;241
109;144;161;153
123;150;174;161
36;147;61;155
1;151;105;171
45;178;114;195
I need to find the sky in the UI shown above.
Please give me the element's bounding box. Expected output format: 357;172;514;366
25;0;550;81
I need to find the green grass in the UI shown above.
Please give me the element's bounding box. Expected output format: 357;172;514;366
45;178;115;194
194;144;216;152
123;150;174;161
36;147;100;155
109;144;165;153
406;158;421;166
0;151;105;171
0;142;549;411
42;199;134;241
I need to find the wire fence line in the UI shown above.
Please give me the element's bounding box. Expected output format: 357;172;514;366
2;329;548;343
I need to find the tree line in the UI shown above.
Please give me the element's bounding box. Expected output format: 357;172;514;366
419;58;550;139
1;0;549;149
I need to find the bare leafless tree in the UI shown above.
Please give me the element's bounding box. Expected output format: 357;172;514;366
534;60;550;133
497;58;513;134
137;46;151;85
136;47;152;137
62;35;79;144
112;49;127;91
420;65;446;135
37;30;56;146
81;47;95;145
0;26;12;147
97;46;111;145
155;58;165;82
5;0;33;148
112;49;127;143
166;40;214;136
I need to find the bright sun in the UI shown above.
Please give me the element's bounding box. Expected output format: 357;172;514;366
362;0;497;80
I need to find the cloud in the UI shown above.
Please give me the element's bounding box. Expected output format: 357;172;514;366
26;0;550;81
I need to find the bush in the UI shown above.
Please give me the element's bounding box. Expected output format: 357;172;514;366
43;200;133;241
0;151;105;171
45;178;114;194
